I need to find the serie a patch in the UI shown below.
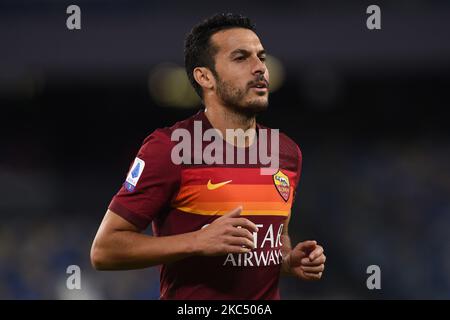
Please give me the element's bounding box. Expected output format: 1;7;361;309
124;157;145;192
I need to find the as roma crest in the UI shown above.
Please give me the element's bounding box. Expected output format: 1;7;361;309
273;170;290;202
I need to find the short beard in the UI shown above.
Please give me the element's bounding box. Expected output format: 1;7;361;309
215;75;268;118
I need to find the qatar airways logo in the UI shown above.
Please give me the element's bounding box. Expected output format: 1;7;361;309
213;223;284;267
170;121;279;175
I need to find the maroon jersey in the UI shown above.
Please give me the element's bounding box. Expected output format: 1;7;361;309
109;110;302;299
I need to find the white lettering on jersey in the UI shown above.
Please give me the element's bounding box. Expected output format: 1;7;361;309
220;223;285;267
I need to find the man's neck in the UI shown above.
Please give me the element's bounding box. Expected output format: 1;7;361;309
203;102;257;148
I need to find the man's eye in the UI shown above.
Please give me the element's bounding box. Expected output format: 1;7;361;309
259;56;266;62
235;56;245;61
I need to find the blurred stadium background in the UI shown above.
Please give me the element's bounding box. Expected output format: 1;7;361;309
1;0;450;299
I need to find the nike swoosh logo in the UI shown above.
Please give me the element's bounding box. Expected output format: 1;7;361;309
207;179;232;190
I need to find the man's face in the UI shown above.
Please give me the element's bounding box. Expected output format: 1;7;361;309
210;28;270;116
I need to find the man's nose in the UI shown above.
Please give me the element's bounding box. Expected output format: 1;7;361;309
252;57;266;75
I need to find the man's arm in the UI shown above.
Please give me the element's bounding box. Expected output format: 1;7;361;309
280;211;326;280
90;207;258;270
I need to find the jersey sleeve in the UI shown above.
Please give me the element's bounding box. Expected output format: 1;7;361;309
108;129;180;230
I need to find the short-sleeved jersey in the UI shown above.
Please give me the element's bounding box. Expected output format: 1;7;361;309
109;110;302;299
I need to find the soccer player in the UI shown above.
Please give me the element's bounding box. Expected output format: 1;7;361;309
91;13;326;299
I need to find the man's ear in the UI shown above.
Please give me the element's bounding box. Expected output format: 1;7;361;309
193;67;215;92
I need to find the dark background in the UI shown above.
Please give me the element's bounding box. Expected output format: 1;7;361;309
1;0;449;299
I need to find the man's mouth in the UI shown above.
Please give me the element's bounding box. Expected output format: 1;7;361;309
249;81;269;91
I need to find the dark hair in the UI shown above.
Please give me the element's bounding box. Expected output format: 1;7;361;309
184;13;256;98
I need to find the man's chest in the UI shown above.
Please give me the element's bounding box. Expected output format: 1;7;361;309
171;166;296;216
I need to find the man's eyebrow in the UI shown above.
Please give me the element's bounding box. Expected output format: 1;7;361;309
229;49;266;56
230;49;250;56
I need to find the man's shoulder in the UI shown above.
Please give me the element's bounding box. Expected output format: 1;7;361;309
257;122;301;158
142;111;202;145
